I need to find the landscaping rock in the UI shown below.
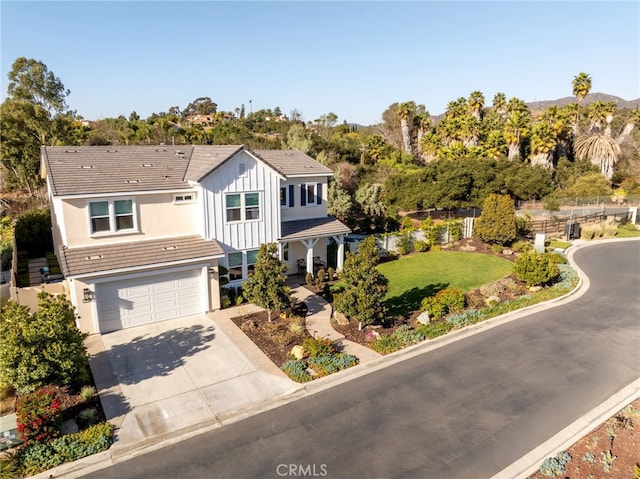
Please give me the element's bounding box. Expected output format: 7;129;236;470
62;418;79;434
417;311;431;325
333;311;349;325
502;249;513;255
291;345;304;360
486;295;501;305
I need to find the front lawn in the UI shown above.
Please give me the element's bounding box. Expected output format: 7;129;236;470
378;251;514;317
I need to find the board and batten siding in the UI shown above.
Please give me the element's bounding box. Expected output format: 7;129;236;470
201;151;280;252
280;177;329;222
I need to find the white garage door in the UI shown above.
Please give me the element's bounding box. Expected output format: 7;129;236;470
96;269;203;333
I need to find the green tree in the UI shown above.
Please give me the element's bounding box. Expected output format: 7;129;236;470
241;243;291;321
334;236;388;330
1;57;73;191
0;293;89;394
474;193;517;245
327;180;353;221
529;122;557;169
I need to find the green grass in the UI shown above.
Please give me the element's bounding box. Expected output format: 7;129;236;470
378;251;513;317
615;225;640;238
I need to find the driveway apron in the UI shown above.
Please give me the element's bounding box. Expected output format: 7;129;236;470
86;311;298;457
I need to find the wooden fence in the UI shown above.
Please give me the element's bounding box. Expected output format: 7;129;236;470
530;211;631;235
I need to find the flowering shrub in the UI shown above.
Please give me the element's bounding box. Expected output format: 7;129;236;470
302;337;337;358
16;386;62;443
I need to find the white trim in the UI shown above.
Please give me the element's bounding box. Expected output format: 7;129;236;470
56;188;197;200
285;173;332;179
173;193;196;203
87;197;139;237
304;183;318;206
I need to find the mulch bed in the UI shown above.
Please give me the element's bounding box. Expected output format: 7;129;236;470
230;311;312;367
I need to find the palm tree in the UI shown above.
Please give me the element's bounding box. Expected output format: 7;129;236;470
616;109;640;145
483;130;507;160
587;100;607;134
397;102;412;154
468;91;485;121
445;97;467;119
420;131;442;163
415;112;431;159
504;109;530;160
572;72;592;133
460;115;481;148
574;134;621;180
603;101;618;137
529;122;557;168
492;92;507;119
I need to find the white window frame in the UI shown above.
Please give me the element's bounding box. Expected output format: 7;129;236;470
305;183;317;206
87;197;138;236
225;192;261;223
173;193;195;203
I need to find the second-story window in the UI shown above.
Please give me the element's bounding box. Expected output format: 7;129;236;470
226;192;261;222
89;198;136;235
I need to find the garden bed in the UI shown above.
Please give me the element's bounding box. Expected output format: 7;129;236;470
527;397;640;479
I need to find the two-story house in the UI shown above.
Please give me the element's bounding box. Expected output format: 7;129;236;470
41;145;350;334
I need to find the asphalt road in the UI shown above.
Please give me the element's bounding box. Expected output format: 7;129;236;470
85;240;640;479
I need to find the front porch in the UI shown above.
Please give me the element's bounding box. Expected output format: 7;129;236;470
279;216;351;278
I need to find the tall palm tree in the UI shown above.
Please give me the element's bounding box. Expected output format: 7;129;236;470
587;100;608;133
529;122;557;168
460;115;481;148
397;102;412;154
483;130;507;160
420;131;442;163
492;92;507;119
445;97;467;119
504;110;530;160
468;91;485;121
574;134;621;180
415;112;431;159
572;72;592;134
541;105;572;159
603;101;618;137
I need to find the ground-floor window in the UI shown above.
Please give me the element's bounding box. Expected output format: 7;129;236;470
227;249;260;281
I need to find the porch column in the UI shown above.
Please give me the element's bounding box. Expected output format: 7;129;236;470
301;238;318;276
332;235;345;271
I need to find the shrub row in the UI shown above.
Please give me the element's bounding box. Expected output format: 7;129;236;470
18;422;113;476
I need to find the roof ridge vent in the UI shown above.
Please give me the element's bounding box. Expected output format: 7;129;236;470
163;245;178;251
64;150;78;153
125;179;140;184
141;163;155;167
78;165;94;169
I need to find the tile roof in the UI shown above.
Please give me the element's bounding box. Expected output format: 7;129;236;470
42;146;195;196
184;145;244;182
280;216;351;241
57;235;224;277
43;145;332;196
251;149;333;177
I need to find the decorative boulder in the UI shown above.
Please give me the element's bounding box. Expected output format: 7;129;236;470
291;345;304;360
417;311;430;325
333;311;349;325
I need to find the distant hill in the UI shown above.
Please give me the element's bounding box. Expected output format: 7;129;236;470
526;92;640;112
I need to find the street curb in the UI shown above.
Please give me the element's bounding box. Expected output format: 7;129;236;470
31;237;640;478
490;378;640;479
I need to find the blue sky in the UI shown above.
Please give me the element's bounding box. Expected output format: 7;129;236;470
1;1;639;125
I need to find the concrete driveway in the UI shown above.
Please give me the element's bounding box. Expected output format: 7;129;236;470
85;307;299;457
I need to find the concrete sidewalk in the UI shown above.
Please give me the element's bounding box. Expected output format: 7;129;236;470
290;285;382;364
